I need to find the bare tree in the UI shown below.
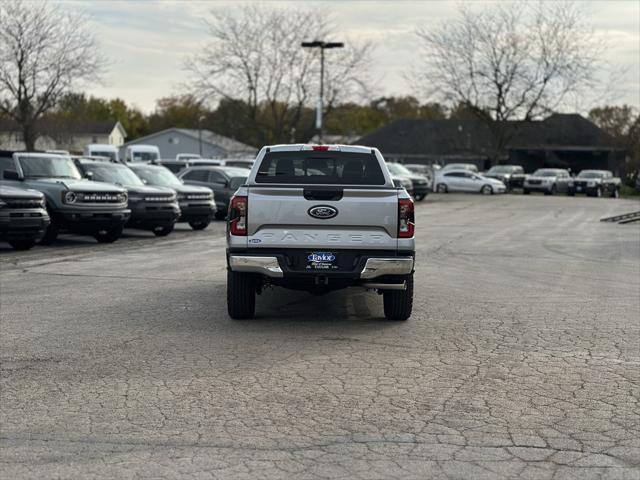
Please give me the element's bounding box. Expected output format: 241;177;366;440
184;5;373;144
411;1;603;160
0;0;105;150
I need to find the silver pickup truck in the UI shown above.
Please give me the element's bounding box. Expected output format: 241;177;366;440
226;144;415;321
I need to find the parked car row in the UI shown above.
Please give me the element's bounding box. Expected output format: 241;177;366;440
0;150;251;250
427;163;621;197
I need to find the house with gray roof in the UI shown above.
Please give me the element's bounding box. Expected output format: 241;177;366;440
357;114;626;174
121;128;256;160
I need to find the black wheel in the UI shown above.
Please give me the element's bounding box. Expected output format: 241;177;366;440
481;185;493;195
38;224;59;245
189;220;210;230
215;210;227;220
227;270;256;319
153;224;174;237
383;274;413;321
8;239;37;250
436;183;448;193
94;225;123;243
414;194;426;201
523;189;530;195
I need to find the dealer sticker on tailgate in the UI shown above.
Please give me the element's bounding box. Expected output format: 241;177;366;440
307;252;338;270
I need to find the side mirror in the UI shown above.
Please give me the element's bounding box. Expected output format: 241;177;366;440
3;170;22;181
141;178;148;185
85;171;94;180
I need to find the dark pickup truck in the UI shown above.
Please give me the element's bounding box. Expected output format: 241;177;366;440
0;185;50;250
569;170;621;198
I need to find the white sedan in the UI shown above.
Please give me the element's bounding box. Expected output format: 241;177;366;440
435;169;507;194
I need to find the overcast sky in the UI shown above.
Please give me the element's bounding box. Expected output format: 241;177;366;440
64;0;640;114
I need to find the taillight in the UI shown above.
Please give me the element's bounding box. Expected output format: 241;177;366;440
229;195;248;236
398;198;415;238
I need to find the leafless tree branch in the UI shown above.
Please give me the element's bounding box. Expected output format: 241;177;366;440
0;0;106;149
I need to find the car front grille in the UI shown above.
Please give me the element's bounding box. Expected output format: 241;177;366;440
2;198;44;209
79;193;124;203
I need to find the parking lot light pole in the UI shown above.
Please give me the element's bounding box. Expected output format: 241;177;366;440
198;115;205;157
301;40;344;143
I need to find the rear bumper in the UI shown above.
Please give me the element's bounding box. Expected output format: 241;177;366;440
228;252;414;280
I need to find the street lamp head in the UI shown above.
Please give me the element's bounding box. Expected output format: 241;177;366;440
301;41;323;48
301;40;344;49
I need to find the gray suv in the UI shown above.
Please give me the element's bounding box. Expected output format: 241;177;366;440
0;152;129;244
0;185;50;250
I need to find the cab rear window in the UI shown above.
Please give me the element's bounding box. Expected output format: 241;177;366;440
255;151;385;185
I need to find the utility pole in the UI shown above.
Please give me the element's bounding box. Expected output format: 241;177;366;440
198;115;205;157
301;40;344;143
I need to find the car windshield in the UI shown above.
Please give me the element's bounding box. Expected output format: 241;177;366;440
386;163;413;176
91;151;117;162
488;166;516;174
131;166;182;187
256;151;385;185
533;169;559;177
18;155;82;179
132;152;158;161
578;171;605;179
89;164;144;186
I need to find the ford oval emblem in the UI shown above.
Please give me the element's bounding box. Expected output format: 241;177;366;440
308;205;338;220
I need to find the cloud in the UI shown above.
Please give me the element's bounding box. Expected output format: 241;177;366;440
59;0;639;112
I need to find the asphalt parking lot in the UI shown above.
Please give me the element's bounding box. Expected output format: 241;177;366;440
1;194;639;479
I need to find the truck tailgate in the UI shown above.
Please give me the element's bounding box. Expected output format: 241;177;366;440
247;187;398;249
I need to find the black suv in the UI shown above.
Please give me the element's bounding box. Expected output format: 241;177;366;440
128;164;215;230
74;159;180;236
484;165;526;190
177;166;250;219
0;185;50;250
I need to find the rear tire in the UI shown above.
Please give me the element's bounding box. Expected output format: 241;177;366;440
8;239;37;250
436;183;448;193
189;220;210;230
227;270;256;319
38;224;58;245
94;225;123;244
153;224;174;237
383;274;413;321
414;194;426;201
481;185;493;195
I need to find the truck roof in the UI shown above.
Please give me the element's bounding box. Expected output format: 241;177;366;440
262;144;377;154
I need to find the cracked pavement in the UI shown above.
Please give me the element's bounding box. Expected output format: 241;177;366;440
1;194;639;479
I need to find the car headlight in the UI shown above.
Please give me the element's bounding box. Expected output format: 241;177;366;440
63;191;77;204
0;199;6;208
118;192;128;203
568;181;574;187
